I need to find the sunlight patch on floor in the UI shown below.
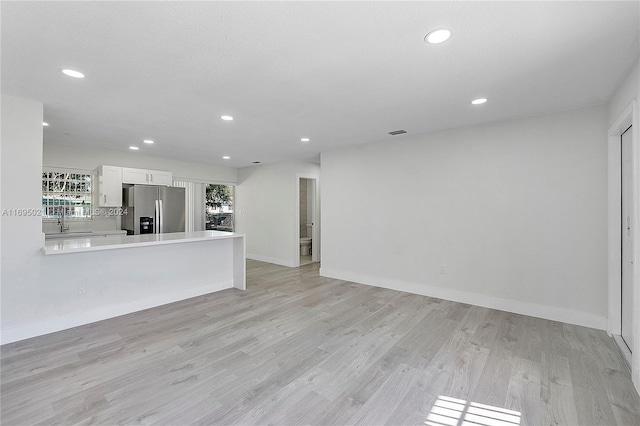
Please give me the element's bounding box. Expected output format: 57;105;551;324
425;395;521;426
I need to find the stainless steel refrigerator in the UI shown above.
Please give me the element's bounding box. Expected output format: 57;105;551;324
122;186;185;235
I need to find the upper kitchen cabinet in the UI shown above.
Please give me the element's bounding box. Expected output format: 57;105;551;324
148;169;173;186
122;167;172;186
98;165;123;207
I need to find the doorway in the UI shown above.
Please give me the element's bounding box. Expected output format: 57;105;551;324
297;175;319;266
608;100;639;391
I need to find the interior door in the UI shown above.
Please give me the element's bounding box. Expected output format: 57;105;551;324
621;125;633;352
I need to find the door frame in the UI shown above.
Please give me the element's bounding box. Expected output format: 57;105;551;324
295;174;320;267
607;100;640;392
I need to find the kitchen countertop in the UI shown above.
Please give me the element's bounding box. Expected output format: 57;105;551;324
42;230;244;255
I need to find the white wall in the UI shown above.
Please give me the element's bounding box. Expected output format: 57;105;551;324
236;160;320;267
307;179;313;228
321;105;608;329
44;143;238;184
1;95;45;336
609;59;639;125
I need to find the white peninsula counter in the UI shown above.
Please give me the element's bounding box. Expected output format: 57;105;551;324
42;230;245;291
3;231;247;343
43;230;243;257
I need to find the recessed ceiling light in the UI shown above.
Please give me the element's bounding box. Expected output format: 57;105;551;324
222;156;230;160
425;29;451;44
221;115;234;121
143;139;154;144
471;98;488;105
301;138;310;142
129;146;139;150
61;68;85;78
42;122;49;126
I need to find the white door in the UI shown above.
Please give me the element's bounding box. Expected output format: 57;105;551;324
621;125;633;352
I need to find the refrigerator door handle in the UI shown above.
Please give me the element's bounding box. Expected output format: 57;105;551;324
154;199;159;234
159;199;164;233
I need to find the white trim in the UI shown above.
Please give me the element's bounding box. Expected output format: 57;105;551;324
320;267;607;330
608;126;623;336
607;99;640;394
0;280;233;345
246;253;297;268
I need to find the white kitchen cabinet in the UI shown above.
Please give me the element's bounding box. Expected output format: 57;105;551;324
122;167;149;185
147;169;173;186
122;167;172;186
98;165;123;207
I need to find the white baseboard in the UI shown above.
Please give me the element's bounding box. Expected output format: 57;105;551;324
1;280;233;345
246;253;296;268
319;267;607;331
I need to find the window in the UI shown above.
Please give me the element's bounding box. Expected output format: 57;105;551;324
205;184;234;231
42;169;92;219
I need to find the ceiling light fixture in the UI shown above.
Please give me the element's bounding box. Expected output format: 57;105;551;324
61;68;85;78
471;98;487;105
221;115;234;121
222;156;231;160
42;122;49;126
129;146;139;150
301;138;310;142
143;139;154;144
425;29;451;44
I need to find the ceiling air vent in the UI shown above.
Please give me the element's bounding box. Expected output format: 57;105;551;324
388;129;407;136
252;161;261;164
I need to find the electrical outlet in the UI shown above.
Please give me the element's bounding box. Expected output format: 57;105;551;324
78;283;87;294
440;265;446;274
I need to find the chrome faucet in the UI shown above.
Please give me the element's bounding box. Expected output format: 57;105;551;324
58;213;70;233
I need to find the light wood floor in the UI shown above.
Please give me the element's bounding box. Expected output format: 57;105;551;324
1;260;639;425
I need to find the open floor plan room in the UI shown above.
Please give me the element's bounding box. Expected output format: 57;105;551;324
1;260;638;425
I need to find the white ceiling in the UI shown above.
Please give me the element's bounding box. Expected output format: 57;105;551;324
2;1;638;168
